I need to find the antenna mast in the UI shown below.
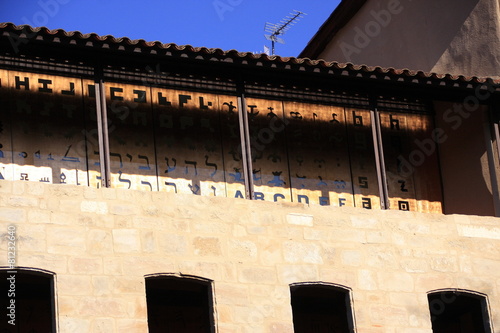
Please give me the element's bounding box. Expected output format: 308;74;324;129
264;10;306;55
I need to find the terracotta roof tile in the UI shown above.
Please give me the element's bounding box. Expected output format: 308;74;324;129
1;22;499;87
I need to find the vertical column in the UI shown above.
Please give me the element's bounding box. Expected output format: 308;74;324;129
370;106;389;209
487;104;500;216
237;83;254;199
94;72;111;188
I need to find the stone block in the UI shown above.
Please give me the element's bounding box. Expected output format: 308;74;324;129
0;208;26;223
140;230;156;253
192;220;231;234
283;241;322;264
238;266;277;284
87;229;113;255
91;318;116;333
277;265;318;284
215;283;250;305
77;297;126;317
112;229;140;253
20;253;68;273
68;256;103;275
59;199;84;213
228;239;257;260
414;274;454;292
157;233;188;256
457;224;500;240
81;200;108;214
401;259;429;273
430;256;458;273
58;275;93;296
112;276;145;294
388;292;422;307
179;261;220;280
377;271;414;292
116;319;148;332
193;237;221;256
286;213;313;226
103;257;123;275
370;304;409;326
351;216;379;229
109;202;139;216
358;269;378;291
46;226;86;255
341;250;362;266
121;256;176;276
59;317;91;333
8;195;39;207
92;276;112;296
27;209;51;224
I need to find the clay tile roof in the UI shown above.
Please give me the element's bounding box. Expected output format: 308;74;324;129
1;22;499;87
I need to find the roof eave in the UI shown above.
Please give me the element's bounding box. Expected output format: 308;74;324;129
298;0;368;59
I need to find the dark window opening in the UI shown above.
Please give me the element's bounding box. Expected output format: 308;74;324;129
0;269;56;333
290;284;355;333
146;275;214;333
428;290;492;333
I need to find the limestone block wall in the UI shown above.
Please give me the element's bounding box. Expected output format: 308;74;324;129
0;180;499;332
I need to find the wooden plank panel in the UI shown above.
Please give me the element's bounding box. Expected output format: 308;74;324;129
6;71;89;186
284;101;355;206
105;82;157;191
246;98;291;202
380;111;443;213
345;108;381;210
379;112;418;211
405;113;443;213
152;88;244;197
81;79;101;188
0;69;14;181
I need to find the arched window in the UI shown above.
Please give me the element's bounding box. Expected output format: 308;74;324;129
145;274;215;333
428;289;492;333
290;283;356;333
0;268;56;332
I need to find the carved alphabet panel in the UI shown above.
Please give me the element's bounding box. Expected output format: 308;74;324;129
1;70;91;186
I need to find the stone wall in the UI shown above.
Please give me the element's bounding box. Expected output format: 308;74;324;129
318;0;500;78
0;180;499;332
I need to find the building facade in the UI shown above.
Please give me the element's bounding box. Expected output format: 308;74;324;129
300;0;500;78
0;22;499;332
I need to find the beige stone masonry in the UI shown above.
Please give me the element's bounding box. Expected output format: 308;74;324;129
0;180;498;332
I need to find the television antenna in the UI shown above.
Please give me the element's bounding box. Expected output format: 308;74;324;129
264;10;306;55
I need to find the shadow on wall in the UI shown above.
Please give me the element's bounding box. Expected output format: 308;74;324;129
329;0;480;72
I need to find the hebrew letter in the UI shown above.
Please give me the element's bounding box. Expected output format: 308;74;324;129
390;114;400;130
317;176;327;187
141;180;153;191
165;157;177;173
184;160;198;175
223;101;236;114
62;145;81;163
138;155;151;170
179;94;192;107
398;180;408;192
110;152;123;168
199;96;212;110
352;111;363;126
165;182;177;193
118;171;131;189
204;155;217;177
188;184;200;195
158;92;172;106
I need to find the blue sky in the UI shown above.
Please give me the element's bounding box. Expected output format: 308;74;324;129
0;0;341;57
